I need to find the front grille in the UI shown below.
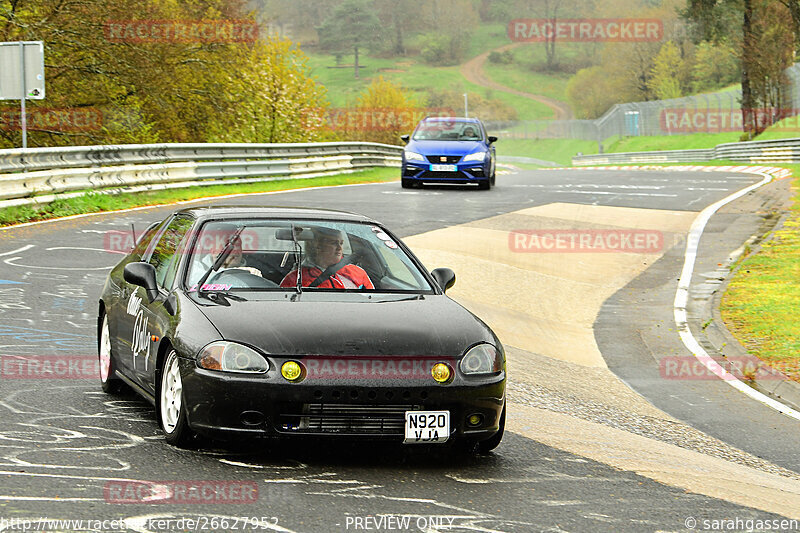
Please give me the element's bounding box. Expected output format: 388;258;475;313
420;171;466;180
425;155;461;164
276;403;421;435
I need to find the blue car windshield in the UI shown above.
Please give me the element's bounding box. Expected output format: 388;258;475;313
412;121;482;141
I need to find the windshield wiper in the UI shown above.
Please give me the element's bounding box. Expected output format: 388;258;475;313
195;225;246;301
290;223;302;294
205;290;247;305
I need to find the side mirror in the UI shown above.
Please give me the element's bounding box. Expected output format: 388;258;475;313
400;134;410;144
431;268;456;293
163;292;178;316
488;136;498;143
124;262;159;303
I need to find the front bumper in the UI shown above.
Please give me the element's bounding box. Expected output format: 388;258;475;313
402;160;489;184
179;356;505;444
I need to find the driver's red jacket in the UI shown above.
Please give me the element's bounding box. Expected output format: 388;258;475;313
279;264;374;289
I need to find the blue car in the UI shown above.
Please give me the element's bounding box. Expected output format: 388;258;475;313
400;117;497;190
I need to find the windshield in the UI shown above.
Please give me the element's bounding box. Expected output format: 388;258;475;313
184;219;433;293
412;120;483;141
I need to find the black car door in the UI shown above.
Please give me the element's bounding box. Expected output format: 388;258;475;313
112;220;165;377
130;215;194;391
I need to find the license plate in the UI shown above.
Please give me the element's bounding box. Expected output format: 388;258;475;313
404;410;449;444
429;164;456;172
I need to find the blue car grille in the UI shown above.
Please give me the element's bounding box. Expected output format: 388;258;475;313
420;171;467;180
425;155;461;164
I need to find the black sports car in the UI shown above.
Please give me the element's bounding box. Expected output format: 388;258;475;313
98;206;506;451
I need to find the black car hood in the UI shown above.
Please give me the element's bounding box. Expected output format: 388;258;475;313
192;295;493;357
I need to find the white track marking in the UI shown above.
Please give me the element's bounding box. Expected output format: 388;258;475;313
674;172;800;422
3;257;113;270
47;246;127;255
0;245;34;257
0;496;104;501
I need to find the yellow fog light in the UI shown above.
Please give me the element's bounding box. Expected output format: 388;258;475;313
468;414;483;427
431;363;451;383
281;361;303;382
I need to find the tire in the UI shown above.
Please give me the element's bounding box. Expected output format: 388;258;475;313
478;179;491;190
401;178;414;189
98;312;124;394
478;402;505;454
490;170;496;187
159;349;194;447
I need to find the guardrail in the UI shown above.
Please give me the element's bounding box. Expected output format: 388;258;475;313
572;137;800;166
0;142;403;207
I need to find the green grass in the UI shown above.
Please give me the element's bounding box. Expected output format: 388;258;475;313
0;168;398;227
482;44;576;103
464;23;513;59
720;178;800;381
604;132;743;153
497;138;600;165
483;62;571;103
306;51;555;120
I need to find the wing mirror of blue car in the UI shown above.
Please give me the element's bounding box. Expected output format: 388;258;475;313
123;262;160;303
488;136;498;143
400;134;410;144
431;267;456;293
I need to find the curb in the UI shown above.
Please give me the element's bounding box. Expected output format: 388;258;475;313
556;163;800;418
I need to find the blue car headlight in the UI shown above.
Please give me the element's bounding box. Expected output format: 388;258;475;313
462;151;487;162
198;341;269;373
404;150;425;162
459;343;502;375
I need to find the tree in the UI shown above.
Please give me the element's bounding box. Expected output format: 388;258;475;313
344;76;419;144
0;0;328;147
207;37;329;143
316;0;380;79
372;0;425;56
566;66;619;118
692;42;739;92
684;0;798;136
648;41;684;100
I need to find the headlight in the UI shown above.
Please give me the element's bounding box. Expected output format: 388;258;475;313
404;150;424;161
459;344;502;375
462;151;487;162
197;341;269;373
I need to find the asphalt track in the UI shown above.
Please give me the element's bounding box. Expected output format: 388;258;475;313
0;167;798;532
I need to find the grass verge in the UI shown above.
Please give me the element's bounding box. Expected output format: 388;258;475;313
720;178;800;382
0;167;398;228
